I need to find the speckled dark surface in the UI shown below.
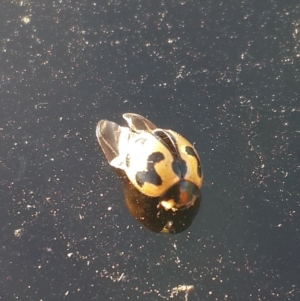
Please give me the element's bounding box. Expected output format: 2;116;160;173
1;0;300;300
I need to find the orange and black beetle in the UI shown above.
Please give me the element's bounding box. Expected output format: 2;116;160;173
96;113;203;233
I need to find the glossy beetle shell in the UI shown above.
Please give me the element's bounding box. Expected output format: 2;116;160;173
96;113;203;223
122;175;201;234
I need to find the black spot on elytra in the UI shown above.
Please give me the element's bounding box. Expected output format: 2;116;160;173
154;130;185;178
136;152;164;187
173;159;186;178
185;146;202;177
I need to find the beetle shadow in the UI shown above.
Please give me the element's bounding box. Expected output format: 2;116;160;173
111;167;202;234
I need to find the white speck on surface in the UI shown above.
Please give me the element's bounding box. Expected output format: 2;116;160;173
21;16;31;24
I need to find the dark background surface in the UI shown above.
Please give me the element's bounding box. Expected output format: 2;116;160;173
1;0;300;300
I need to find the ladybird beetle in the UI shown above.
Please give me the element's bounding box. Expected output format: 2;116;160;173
96;113;203;233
